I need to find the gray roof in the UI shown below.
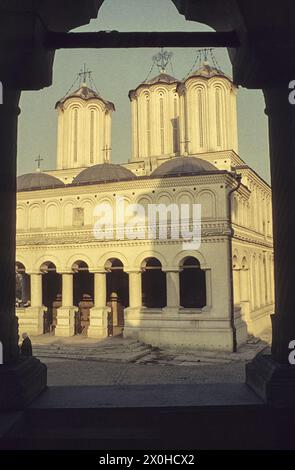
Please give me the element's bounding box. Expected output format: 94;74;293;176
72;163;136;185
151;157;218;178
17;172;64;192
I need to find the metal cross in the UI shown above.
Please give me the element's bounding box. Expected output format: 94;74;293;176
35;155;43;170
102;145;111;161
78;63;92;84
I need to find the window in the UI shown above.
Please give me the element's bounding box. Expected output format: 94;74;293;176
73;207;84;227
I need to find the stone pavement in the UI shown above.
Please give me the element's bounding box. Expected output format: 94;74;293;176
29;329;272;386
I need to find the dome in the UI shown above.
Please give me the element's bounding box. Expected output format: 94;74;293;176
55;85;115;111
128;73;180;99
72;163;136;185
145;72;179;85
187;63;230;81
17;172;65;192
151;157;218;178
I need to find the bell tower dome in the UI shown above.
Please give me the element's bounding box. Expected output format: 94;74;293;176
128;50;181;161
55;68;115;170
178;62;238;155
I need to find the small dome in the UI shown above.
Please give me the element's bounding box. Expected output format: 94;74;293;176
129;73;180;99
17;172;64;192
145;72;179;85
72;163;136;185
151;157;218;178
187;63;230;80
55;85;115;111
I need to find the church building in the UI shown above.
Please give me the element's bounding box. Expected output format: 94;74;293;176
15;59;274;351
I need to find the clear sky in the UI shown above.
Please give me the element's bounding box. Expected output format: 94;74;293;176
17;0;270;182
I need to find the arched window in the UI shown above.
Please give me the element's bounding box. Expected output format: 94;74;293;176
146;96;151;156
141;257;166;308
73;108;78;163
179;257;206;308
198;89;204;148
173;95;179;154
159;94;165;154
90;110;95;164
215;88;222;147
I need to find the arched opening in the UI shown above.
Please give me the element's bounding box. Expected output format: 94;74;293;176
40;261;61;333
72;260;94;335
179;257;206;308
15;262;30;307
105;258;129;336
141;257;166;308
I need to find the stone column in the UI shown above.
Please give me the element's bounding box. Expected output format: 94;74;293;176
55;272;76;337
0;88;21;364
128;271;142;309
263;87;295;363
30;274;42;307
163;269;180;315
246;86;295;404
18;273;47;337
123;270;142;339
0;87;46;408
88;271;109;339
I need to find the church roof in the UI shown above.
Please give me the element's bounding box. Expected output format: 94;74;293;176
55;85;115;110
145;72;179;85
17;172;65;192
129;72;180;99
186;63;231;81
151;157;218;178
72;163;136;186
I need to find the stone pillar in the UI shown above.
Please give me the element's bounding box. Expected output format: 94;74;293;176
246;86;295;404
233;269;241;306
55;272;76;337
128;271;142;309
19;273;46;336
163;269;179;315
123;270;142;336
88;271;109;339
30;274;42;307
0;87;46;408
0;88;21;364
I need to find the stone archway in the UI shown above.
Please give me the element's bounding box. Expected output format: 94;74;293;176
179;256;206;308
141;257;167;308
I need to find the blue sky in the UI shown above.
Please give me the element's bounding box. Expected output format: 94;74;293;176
17;0;270;182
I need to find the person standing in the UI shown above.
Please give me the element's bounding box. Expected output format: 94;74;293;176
20;332;33;357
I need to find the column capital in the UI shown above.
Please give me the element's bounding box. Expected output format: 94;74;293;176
89;269;107;274
124;269;142;274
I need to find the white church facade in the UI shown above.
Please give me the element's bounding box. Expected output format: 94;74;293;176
15;63;274;351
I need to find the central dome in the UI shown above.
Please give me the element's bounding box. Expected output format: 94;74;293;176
72;163;136;185
151;157;218;178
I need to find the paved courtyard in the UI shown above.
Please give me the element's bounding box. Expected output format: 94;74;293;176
30;329;272;386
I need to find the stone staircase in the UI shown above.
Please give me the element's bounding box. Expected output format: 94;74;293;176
32;338;155;364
